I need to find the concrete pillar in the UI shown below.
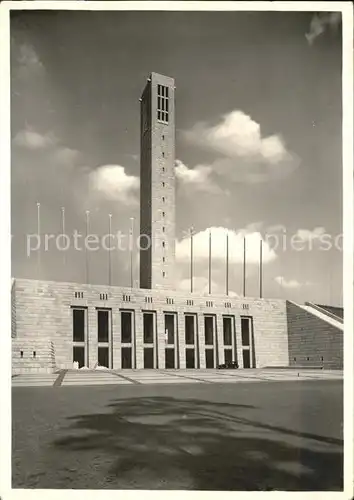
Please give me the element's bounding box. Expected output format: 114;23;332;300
156;310;165;369
216;314;224;366
87;306;97;369
177;313;186;369
135;310;144;369
112;308;121;370
197;313;206;369
235;315;243;368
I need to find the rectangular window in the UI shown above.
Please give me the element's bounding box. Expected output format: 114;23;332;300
186;348;195;368
185;315;195;345
157;84;169;123
143;313;154;344
241;317;251;346
223;317;232;346
144;347;154;368
73;346;85;368
121;347;132;369
73;308;85;342
224;348;233;364
98;346;109;368
165;314;175;344
165;348;175;369
205;349;214;369
204;316;214;345
121;311;132;343
97;310;109;342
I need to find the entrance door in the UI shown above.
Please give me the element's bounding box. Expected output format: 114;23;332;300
97;309;112;368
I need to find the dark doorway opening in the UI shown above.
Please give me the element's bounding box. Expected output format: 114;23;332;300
97;310;109;342
143;313;154;344
144;347;154;368
121;347;132;369
121;311;132;343
73;309;85;342
165;348;175;369
73;346;85;368
205;349;214;368
243;349;251;368
224;348;233;364
98;346;109;368
186;348;195;368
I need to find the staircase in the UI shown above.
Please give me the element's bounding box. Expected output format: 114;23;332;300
301;303;343;331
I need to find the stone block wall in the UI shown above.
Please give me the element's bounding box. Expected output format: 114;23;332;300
286;301;343;369
11;278;16;339
12;278;289;372
12;338;56;374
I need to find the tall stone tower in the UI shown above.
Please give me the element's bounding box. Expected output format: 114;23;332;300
139;72;176;290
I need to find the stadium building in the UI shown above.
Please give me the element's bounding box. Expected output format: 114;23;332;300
11;73;344;374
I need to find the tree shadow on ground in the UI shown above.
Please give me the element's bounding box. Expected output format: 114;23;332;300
47;396;342;490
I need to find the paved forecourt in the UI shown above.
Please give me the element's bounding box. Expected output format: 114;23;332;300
12;368;343;387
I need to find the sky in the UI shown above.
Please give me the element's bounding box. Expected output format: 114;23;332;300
10;9;343;305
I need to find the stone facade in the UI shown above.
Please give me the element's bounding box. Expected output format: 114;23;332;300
286;301;343;369
139;72;176;290
11;72;343;374
12;278;290;372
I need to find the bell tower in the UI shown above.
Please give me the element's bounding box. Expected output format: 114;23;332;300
139;72;176;290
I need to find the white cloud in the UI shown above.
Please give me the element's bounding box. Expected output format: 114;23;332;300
13;127;81;168
185;111;290;164
13;129;57;150
18;43;43;68
175;159;222;194
306;13;341;45
176;226;276;265
14;43;44;80
275;276;312;289
295;227;326;242
266;224;287;234
54;147;81;164
182;110;298;184
89;165;139;205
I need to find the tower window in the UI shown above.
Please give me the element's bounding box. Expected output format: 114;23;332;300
162;167;165;172
162;152;165;158
162;135;165;140
157;84;169;123
162;241;165;248
162;227;165;232
162;182;165;187
162;197;165;202
162;211;165;217
163;257;165;262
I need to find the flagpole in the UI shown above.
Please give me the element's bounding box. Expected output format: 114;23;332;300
85;210;90;284
61;207;66;270
190;227;194;293
226;231;229;296
259;239;263;299
37;202;41;278
208;230;212;295
243;236;246;297
130;217;134;289
108;213;112;287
